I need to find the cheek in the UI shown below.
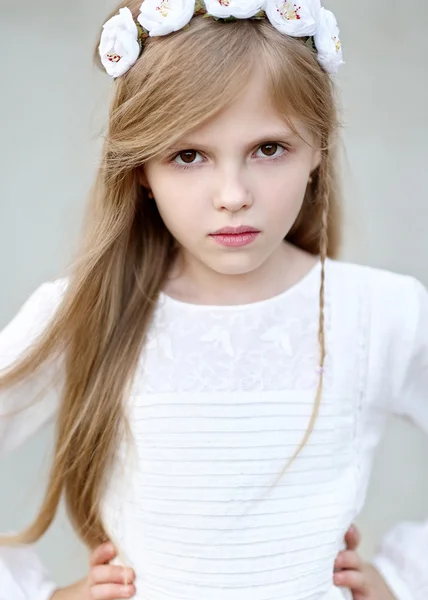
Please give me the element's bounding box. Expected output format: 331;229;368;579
151;177;206;238
258;168;308;220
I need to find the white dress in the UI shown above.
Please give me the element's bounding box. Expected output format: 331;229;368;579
0;259;427;600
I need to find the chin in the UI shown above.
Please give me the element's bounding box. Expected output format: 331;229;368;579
205;254;267;277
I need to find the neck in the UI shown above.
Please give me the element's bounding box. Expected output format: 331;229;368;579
164;242;319;306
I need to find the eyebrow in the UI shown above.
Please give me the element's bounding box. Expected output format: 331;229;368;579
169;130;298;152
246;131;298;147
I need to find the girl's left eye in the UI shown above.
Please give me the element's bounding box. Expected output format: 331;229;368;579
254;143;285;158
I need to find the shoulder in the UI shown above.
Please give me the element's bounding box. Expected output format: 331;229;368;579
27;277;69;303
325;260;428;357
326;258;425;308
325;261;428;401
0;277;69;351
35;277;69;305
17;277;69;322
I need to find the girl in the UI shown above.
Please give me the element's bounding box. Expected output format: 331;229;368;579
0;1;426;599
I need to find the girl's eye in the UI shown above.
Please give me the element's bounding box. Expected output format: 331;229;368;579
173;150;202;166
254;143;284;158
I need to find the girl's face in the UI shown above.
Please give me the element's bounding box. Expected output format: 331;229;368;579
143;72;321;279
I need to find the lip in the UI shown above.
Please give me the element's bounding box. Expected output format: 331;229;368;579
211;225;260;235
209;226;260;248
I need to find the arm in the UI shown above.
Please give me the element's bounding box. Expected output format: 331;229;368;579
0;280;66;598
0;280;137;600
372;521;428;600
371;277;428;600
0;542;136;600
334;526;396;599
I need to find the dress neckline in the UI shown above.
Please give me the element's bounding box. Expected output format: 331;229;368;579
159;258;325;312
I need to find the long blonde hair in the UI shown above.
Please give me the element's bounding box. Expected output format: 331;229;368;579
0;1;341;549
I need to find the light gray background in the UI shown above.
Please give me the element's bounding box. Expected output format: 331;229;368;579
0;0;427;587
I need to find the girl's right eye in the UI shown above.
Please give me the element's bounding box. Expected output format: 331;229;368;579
172;150;203;167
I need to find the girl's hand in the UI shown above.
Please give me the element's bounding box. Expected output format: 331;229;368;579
334;525;396;599
51;541;136;600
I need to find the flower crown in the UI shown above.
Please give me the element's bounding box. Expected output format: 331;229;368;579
99;0;343;79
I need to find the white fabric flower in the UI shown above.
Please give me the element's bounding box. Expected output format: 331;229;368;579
314;7;344;74
204;0;264;20
138;0;195;37
264;0;321;37
99;7;141;78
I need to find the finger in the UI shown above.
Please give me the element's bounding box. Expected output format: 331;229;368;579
335;550;364;572
344;525;361;551
334;569;368;594
91;583;136;599
89;565;136;586
90;542;117;567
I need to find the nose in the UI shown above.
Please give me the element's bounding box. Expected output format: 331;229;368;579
213;171;253;213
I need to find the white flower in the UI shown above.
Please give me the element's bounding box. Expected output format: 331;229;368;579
99;8;141;78
314;7;344;74
138;0;195;37
204;0;264;20
264;0;321;37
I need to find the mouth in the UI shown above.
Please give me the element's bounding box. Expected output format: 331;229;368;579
209;226;261;248
211;225;260;235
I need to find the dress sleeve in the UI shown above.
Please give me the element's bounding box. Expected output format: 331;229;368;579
372;277;428;600
0;280;66;600
0;281;65;454
0;544;58;600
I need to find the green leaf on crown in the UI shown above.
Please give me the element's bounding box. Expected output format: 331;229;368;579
305;36;316;52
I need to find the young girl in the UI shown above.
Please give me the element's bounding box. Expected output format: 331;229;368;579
0;1;426;599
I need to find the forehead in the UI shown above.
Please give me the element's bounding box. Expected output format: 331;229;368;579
177;71;309;147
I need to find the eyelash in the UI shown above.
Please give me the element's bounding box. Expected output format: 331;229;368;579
169;143;289;171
